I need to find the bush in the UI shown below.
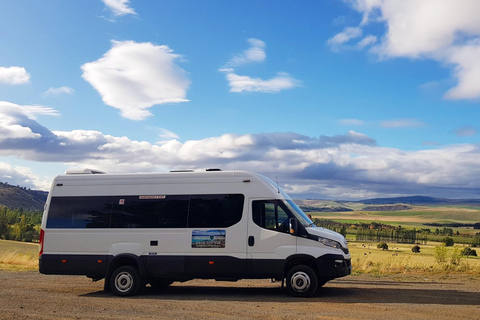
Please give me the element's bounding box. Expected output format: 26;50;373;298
434;244;447;264
442;237;454;247
450;247;462;266
411;245;421;253
462;247;478;257
377;242;389;250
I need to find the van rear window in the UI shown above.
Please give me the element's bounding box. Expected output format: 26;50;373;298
46;194;244;229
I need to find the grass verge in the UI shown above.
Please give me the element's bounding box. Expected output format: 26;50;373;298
350;241;480;276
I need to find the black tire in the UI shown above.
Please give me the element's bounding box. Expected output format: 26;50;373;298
110;266;143;296
286;265;318;297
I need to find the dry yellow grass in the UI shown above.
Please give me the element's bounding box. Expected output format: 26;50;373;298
0;250;38;271
350;242;480;276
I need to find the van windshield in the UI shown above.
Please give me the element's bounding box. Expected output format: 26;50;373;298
284;200;314;227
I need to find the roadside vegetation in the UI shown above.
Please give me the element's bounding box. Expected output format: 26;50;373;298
0;206;42;242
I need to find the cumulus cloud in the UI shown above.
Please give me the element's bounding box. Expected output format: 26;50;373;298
2;103;480;199
220;39;300;93
102;0;137;17
81;40;190;120
43;86;75;97
0;162;50;190
331;0;480;100
0;66;30;85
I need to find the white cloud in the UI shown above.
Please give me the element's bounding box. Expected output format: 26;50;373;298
332;0;480;100
221;70;300;93
81;40;190;120
357;35;377;49
0;66;30;85
220;39;300;94
102;0;137;17
327;27;362;51
225;38;266;67
0;162;50;190
2;104;480;199
43;86;75;97
156;128;180;145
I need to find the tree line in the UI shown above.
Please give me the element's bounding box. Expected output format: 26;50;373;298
313;218;480;245
0;206;42;242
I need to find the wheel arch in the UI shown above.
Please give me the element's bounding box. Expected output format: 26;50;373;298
106;253;146;278
283;254;319;278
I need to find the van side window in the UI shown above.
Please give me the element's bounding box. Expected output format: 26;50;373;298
188;194;244;228
110;195;189;228
252;200;290;233
46;196;113;228
47;194;244;229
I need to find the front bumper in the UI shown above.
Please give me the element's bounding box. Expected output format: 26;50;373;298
315;254;352;279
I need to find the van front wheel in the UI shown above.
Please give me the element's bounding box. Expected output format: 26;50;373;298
110;266;143;296
286;265;318;297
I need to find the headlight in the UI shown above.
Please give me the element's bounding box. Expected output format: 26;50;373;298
316;236;342;249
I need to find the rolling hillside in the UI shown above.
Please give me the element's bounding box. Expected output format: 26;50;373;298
0;182;48;211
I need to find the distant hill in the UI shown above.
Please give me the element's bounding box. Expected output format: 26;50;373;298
359;196;480;206
0;182;48;211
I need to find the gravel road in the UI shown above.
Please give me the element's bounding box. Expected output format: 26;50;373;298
1;271;479;320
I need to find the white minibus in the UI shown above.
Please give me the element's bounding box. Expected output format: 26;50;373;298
39;169;351;297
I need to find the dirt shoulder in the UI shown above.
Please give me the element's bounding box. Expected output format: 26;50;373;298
1;271;479;320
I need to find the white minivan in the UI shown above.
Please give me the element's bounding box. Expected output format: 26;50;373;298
39;169;351;297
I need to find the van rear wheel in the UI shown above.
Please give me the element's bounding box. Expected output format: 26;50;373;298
110;266;143;296
286;265;318;297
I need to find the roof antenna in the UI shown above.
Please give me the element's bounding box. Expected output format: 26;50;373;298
275;175;280;193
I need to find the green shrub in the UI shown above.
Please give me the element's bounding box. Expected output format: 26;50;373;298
377;242;388;250
411;245;421;253
442;237;454;247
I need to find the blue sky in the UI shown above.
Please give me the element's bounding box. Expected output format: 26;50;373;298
1;0;479;200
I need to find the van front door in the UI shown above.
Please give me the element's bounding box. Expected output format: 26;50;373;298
247;199;297;278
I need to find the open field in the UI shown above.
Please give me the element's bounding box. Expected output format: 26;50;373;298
0;240;38;271
311;205;480;223
349;242;480;275
310;204;480;237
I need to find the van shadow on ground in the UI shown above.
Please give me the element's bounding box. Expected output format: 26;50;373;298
84;279;480;306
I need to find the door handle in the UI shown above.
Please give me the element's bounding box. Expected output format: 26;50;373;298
248;236;255;246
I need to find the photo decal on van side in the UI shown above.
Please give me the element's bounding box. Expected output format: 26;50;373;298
192;230;226;248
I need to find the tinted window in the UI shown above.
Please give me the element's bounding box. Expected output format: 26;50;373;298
47;196;113;228
188;194;244;228
110;195;189;228
47;194;244;229
252;200;291;233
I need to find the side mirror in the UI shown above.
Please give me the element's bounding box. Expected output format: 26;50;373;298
289;218;298;235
